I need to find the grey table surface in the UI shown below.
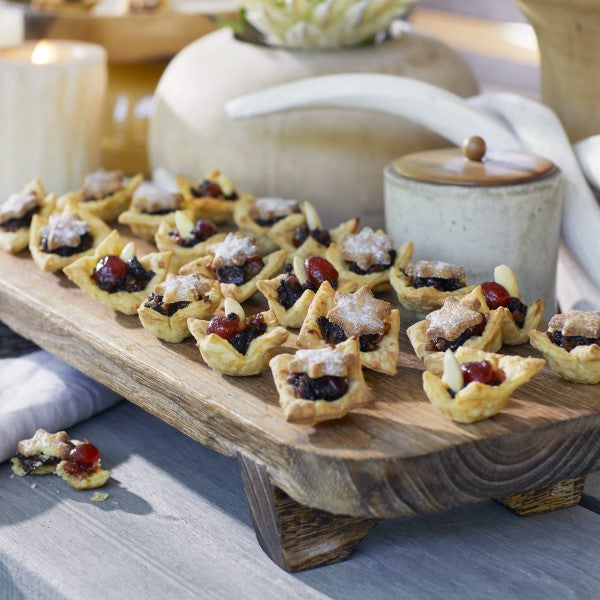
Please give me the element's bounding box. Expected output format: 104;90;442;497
2;401;600;600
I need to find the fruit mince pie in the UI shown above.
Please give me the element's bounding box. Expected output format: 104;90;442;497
422;348;545;423
326;226;402;292
0;179;55;254
480;264;544;346
180;233;286;303
529;310;600;384
233;196;305;254
56;438;110;490
406;286;505;373
297;282;400;375
138;273;222;343
187;298;289;376
63;229;170;315
390;241;475;313
270;338;373;425
63;169;143;223
154;210;227;272
11;429;73;477
268;201;360;262
118;181;185;242
29;199;111;272
257;255;356;329
176;170;242;224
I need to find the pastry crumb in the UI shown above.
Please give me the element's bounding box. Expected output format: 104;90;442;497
9;474;14;479
30;483;36;490
91;492;109;503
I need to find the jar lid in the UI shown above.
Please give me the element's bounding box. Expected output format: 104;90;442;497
393;136;556;186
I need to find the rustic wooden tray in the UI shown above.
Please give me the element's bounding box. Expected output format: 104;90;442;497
2;234;600;571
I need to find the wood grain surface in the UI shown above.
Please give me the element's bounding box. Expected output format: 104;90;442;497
1;237;600;518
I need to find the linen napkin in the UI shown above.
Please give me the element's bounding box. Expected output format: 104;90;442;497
0;350;121;463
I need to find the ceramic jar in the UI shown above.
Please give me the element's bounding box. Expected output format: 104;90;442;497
384;137;564;317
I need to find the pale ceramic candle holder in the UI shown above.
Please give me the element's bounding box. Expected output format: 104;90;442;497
0;40;107;201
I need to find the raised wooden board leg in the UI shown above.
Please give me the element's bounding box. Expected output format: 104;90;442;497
238;454;378;572
497;476;587;517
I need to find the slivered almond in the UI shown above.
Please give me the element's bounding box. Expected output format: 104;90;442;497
442;349;463;393
494;264;520;298
302;202;322;230
224;297;245;320
216;173;234;197
293;255;308;285
175;210;195;239
119;242;136;262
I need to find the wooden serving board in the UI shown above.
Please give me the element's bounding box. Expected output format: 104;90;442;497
2;234;600;570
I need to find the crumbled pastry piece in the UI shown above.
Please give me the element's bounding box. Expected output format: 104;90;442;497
326;286;391;337
153;274;210;304
133;182;183;214
39;214;89;251
91;491;109;503
340;227;393;271
406;260;466;282
0;192;39;223
56;440;110;490
251;198;299;222
11;428;74;476
209;233;259;268
548;311;600;339
289;346;356;378
82;169;124;200
425;297;484;342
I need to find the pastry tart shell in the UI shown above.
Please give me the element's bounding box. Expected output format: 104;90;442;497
56;459;111;490
188;310;289;376
63;229;171;315
297;281;401;375
501;298;545;346
422;347;545;423
270;337;373;425
390;241;475;313
529;330;600;384
138;280;222;343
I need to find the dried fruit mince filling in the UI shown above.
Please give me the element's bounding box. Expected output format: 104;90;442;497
287;373;349;401
39;214;93;256
191;178;238;201
93;255;155;293
145;294;190;316
341;227;395;274
209;233;264;286
207;312;267;355
169;219;218;248
546;311;600;351
425;298;487;352
406;260;467;292
481;281;527;328
291;223;331;248
15;452;61;475
276;257;339;309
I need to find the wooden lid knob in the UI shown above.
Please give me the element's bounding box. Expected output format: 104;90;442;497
462;136;486;162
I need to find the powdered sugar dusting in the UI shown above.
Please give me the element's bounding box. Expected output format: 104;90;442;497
253;197;299;220
154;274;209;304
210;233;259;268
82;169;123;198
406;260;465;281
0;191;39;222
327;286;390;337
133;182;182;213
290;347;354;378
341;227;393;271
425;298;483;341
18;429;72;460
40;214;89;250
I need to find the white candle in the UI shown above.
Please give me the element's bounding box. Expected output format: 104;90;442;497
0;40;107;202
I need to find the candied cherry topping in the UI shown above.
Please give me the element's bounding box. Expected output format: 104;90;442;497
198;180;222;198
194;220;218;239
481;281;511;309
305;256;338;289
460;360;506;387
94;255;128;292
69;443;100;469
207;314;241;340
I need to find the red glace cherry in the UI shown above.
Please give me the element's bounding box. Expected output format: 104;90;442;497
94;255;128;291
460;360;506;387
481;281;511;309
69;443;100;469
304;256;339;288
193;220;218;240
199;180;223;198
207;314;242;340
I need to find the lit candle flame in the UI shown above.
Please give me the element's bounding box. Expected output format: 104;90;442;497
31;41;57;65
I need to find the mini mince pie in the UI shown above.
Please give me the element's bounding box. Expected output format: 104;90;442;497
176;170;242;224
233;196;304;254
138;273;222;343
257;255;356;329
29;199;111;272
118;182;185;242
0;179;54;254
480;264;544;346
389;241;475;313
64;169;143;223
187;298;289;376
326;226;401;292
529;310;600;384
180;233;287;303
154;210;227;273
55;438;110;490
270;338;373;425
406;286;505;374
422;348;545;423
268;201;360;262
297;282;401;375
63;229;170;315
